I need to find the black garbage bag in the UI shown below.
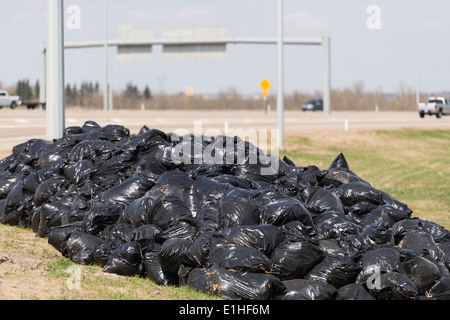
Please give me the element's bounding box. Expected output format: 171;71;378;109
275;169;298;196
122;196;157;227
193;176;233;203
150;195;195;230
178;266;208;292
33;176;69;206
347;221;394;252
218;188;262;228
101;170;158;205
194;199;220;231
37;202;70;237
358;205;396;228
63;160;97;184
333;181;383;208
132;224;162;248
92;151;138;180
69;140;120;163
399;228;445;262
300;186;345;216
205;265;285;300
64;231;105;265
93;222;135;267
82;203;122;237
403;254;442;294
147;169;193;203
143;242;178;286
368;272;418;300
103;241;143;276
47;223;83;255
297;165;324;188
253;189;288;207
270;240;324;280
23;167;61;193
305;256;361;288
274;279;337;300
335;283;375;300
157;221;197;242
158;238;193;274
216;224;283;256
0;174;19;199
359;247;406;276
426;277;450;300
182;231;215;267
392;218;450;245
281;220;318;242
261;197;314;227
208;239;274;273
314;213;362;240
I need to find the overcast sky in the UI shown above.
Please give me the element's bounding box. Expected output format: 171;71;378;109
1;0;449;96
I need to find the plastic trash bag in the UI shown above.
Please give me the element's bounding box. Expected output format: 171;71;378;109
261;197;314;227
82;203;122;237
306;256;361;288
335;283;375;300
274;279;337;300
368;272;418;300
216;224;283;256
103;241;143;276
218;188;262;228
158;238;193;274
403;254;442;294
205;265;285;300
100;170;158;205
64;231;105;265
270;240;324;280
143;242;178;286
207;239;273;273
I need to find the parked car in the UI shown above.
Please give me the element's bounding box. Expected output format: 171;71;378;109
302;99;323;112
417;96;450;118
0;90;22;109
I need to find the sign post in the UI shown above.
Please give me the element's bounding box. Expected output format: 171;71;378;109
259;79;271;115
46;0;65;140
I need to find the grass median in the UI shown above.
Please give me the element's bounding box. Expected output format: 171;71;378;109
282;128;450;229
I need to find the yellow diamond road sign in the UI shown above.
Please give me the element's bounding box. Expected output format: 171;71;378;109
260;79;270;91
260;79;270;97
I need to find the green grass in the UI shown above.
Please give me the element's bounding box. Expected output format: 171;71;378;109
281;128;450;229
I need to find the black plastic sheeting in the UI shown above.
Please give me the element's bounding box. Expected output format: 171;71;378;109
1;121;450;300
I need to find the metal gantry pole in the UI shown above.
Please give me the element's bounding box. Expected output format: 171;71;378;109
104;0;109;111
322;36;331;114
46;0;65;140
277;0;285;150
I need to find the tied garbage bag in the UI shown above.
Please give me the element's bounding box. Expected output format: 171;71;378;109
336;283;375;300
261;197;314;227
205;265;285;300
306;256;361;288
207;240;274;273
216;224;283;256
274;279;337;300
101;171;158;205
103;241;143;276
64;231;105;265
218;188;261;228
368;272;418;300
270;240;324;280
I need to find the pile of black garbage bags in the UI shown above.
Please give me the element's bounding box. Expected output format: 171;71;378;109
0;120;449;300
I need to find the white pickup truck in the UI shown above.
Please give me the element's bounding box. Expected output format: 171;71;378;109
418;96;450;118
0;90;22;109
